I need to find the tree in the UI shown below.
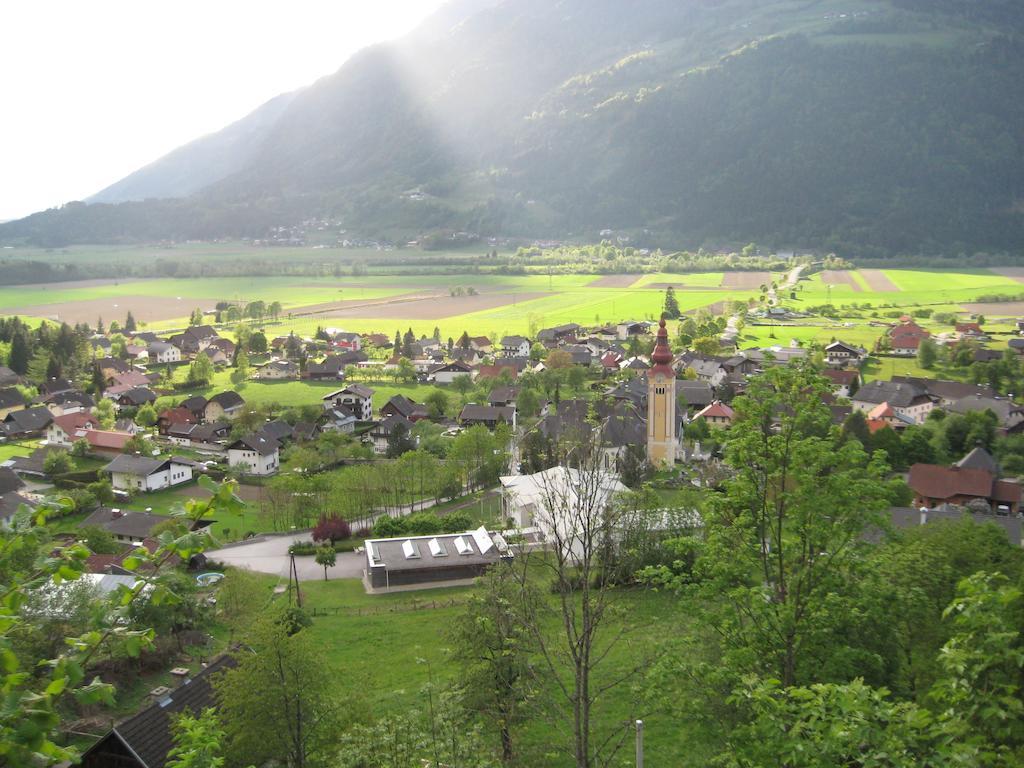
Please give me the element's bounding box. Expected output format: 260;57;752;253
249;331;268;355
545;349;572;369
216;609;339;767
663;286;681;319
312;514;351;544
268;301;283;322
94;397;116;430
125;311;137;332
167;708;225;768
386;422;416;458
231;349;250;386
692;336;720;355
0;476;241;765
450;563;536;763
135;402;158;428
918;337;938;370
9;330;31;375
512;434;641;768
217;568;267;645
425;390;449;420
315;547;336;581
397;357;416;383
43;449;74;476
188;353;215;386
189;308;205;326
123;434;150;456
688;363;891;688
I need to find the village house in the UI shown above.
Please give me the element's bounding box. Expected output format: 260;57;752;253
890;376;996;409
321;406;359;433
824;341;867;367
695;401;735;428
537;323;582;344
430;360;474;385
322;384;374;421
103;454;195;493
42;391;95;417
821;368;861;398
852;380;934;424
380;395;428;422
81;506;212;545
888;319;930;356
616;320;652;340
254;359;299;380
168;325;219;356
80;656;236;768
0;388;24;420
167;422;231;452
501;335;532;358
676;380;715;415
468;336;493;354
475;363;521;382
327;330;362;352
1;406;53;439
908;446;1021;515
147;342;181;364
227;434;280;476
0;467;36;528
459;404;516;430
866;402;915;433
157;407;195;436
368;413;414;454
488;386;520;408
46;412;97;446
0;366;18;387
203;391;245;422
364;527;510;591
116;387;158;409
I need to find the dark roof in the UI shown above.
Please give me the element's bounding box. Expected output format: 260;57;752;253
179;395;207;413
371;413;412;436
118;387;157;406
853;380;930;408
258;420;294;443
40;378;75;396
0;388;23;410
676;380;714;407
81;656;236;768
459;404;515;424
890;376;996;402
888;507;1022;547
103;454;168;477
956;445;1000;475
207;391;244;410
229;434;279;456
3;406;53;434
0;491;34;522
501;335;530;346
0;467;25;495
382;395;426;419
0;366;19;386
367;532;502;573
83;507;176;540
189;423;230;443
488;386;520;406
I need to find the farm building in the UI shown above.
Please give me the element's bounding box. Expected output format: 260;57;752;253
103;455;195;493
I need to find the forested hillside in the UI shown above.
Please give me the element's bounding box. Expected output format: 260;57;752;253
3;0;1023;257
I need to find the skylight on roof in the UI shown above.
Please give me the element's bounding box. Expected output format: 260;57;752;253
402;539;421;559
453;536;472;555
428;538;447;557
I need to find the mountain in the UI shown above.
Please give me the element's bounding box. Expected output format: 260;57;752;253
4;0;1024;257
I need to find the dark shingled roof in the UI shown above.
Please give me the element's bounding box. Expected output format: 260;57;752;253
82;507;176;540
888;506;1022;547
80;655;236;768
103;454;167;477
0;387;23;410
956;445;1000;475
0;467;25;495
207;391;244;410
229;434;280;456
3;406;53;435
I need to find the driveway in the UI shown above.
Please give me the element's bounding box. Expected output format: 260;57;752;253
206;533;365;581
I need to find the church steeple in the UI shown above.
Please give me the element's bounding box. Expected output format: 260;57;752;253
647;318;676;467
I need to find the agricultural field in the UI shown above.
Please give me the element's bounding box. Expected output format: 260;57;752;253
3;264;1024;363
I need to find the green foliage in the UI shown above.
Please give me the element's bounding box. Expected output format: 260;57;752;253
315;546;337;581
43;448;74;476
135;401;158;427
167;707;225;768
188;353;215;386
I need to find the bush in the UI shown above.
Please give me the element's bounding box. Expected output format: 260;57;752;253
312;515;351;544
64;488;98;514
405;512;443;536
373;516;409;538
440;511;474;533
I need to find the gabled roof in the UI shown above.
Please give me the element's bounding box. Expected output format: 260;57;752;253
0;467;25;495
853;380;930;408
229;434;280;456
81;656;236;768
908;464;997;501
102;454;167;477
0;387;24;410
207;391;244;410
822;368;860;386
179;395;208;413
459;404;515;423
83;507;176;539
383;394;424;418
84;431;134;451
52;412;96;434
258;420;294;443
371;413;413;436
501;335;530;346
697;401;735;420
4;406;53;433
117;387;157;406
956;445;1000;475
323;383;374;400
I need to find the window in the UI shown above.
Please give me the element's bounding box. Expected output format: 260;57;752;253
655;386;666;395
453;536;472;555
402;539;421;559
428;538;447;557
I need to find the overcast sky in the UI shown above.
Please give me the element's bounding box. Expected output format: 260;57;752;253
0;0;447;221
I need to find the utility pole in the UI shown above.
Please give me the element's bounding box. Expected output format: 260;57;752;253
636;720;644;768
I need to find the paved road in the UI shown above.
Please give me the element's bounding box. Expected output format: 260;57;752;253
206;533;365;581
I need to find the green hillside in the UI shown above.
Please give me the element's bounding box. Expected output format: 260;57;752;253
2;0;1023;256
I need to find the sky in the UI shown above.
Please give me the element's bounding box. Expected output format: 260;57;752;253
0;0;448;221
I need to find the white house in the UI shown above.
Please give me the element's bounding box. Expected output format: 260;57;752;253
499;466;628;538
254;359;299;380
430;361;474;385
103;455;194;493
46;412;97;447
501;336;532;358
322;384;374;421
147;342;181;364
227;434;280;476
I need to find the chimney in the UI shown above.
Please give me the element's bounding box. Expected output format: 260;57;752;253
111;508;124;519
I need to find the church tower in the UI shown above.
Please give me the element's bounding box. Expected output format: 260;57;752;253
647;318;676;467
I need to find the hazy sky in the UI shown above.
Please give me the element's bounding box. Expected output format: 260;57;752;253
0;0;448;221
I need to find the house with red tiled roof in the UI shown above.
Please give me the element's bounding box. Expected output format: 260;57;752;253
46;412;97;447
866;402;914;434
475;363;520;382
888;320;930;356
821;368;861;398
695;401;735;428
908;448;1022;515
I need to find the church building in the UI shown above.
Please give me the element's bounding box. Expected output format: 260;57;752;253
647;318;676;467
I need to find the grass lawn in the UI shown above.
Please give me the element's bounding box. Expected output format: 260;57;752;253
0;439;39;462
282;573;694;766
